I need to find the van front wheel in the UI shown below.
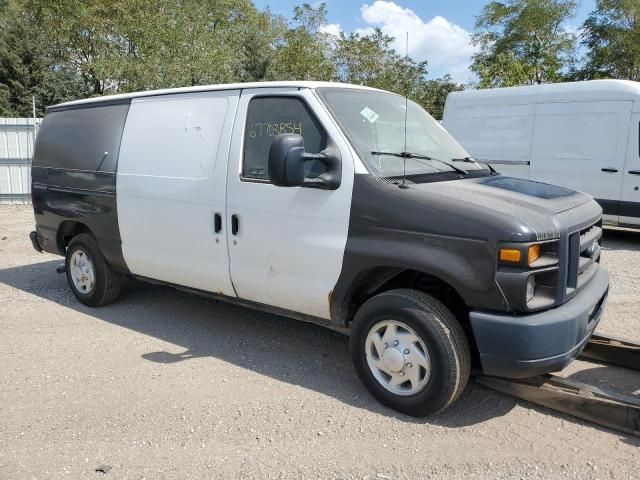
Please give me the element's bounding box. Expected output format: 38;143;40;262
350;289;470;416
65;233;122;307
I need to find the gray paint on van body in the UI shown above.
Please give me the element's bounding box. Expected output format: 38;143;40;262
330;173;599;324
32;101;131;273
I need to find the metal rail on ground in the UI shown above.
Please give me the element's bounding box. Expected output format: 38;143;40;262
475;333;640;437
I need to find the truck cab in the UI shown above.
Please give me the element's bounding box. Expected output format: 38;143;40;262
31;81;609;416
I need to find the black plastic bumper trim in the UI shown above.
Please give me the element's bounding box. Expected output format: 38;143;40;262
29;231;42;252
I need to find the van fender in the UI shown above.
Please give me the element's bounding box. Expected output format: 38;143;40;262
330;233;508;326
330;174;509;327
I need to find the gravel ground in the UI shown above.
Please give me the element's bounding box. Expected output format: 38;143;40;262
0;205;639;479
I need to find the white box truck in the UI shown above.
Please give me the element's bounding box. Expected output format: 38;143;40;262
442;80;640;228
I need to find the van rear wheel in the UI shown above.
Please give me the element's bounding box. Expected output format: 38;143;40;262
350;289;470;416
65;233;122;307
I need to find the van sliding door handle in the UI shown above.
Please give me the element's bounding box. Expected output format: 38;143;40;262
214;213;222;233
629;170;640;175
601;168;618;173
231;214;239;235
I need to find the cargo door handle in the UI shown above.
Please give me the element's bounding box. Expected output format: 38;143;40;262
629;170;640;175
214;213;222;233
231;214;239;235
601;168;618;173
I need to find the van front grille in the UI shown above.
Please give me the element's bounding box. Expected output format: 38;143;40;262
566;220;602;295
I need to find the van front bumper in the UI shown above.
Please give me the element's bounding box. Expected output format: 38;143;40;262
469;268;609;378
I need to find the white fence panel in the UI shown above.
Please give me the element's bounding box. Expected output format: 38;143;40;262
0;117;40;204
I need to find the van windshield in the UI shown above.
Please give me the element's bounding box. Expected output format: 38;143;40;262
317;87;489;179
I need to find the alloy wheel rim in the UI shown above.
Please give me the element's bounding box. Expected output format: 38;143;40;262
70;249;96;295
365;320;431;396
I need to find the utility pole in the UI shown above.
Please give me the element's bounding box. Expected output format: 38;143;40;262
31;95;39;159
32;95;38;138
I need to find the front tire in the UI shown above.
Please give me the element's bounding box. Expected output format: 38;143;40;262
65;233;122;307
350;289;470;416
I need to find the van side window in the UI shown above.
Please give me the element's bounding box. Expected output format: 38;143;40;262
33;103;130;172
242;97;327;181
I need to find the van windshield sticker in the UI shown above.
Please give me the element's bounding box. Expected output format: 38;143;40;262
360;107;379;123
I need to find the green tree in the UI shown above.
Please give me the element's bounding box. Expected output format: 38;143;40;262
0;0;465;117
23;0;126;95
269;3;335;81
239;9;285;82
23;0;265;94
0;0;89;116
580;0;640;80
334;29;398;86
417;75;466;120
333;28;430;101
471;0;578;87
333;29;423;86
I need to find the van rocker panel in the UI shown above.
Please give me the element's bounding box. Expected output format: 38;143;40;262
470;268;609;378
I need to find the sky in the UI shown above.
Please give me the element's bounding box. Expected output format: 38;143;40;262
253;0;597;83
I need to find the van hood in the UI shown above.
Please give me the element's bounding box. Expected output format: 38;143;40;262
408;175;591;215
400;175;596;242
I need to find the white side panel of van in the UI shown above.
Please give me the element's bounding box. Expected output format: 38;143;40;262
443;104;534;179
530;101;630;206
226;88;354;319
117;91;239;295
621;109;640;226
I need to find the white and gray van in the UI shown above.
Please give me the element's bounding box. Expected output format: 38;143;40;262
30;81;609;416
442;79;640;228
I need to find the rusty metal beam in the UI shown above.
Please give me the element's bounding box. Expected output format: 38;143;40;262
580;334;640;371
475;374;640;437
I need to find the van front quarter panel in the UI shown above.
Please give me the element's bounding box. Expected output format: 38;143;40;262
330;174;510;325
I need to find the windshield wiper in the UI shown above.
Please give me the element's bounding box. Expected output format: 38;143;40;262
371;151;468;175
452;156;497;173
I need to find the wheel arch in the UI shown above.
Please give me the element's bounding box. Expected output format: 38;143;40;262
57;221;93;254
333;266;480;362
336;267;469;324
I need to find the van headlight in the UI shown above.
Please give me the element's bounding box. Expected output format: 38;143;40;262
498;242;557;268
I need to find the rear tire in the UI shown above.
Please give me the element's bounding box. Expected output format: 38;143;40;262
350;288;470;416
65;233;122;307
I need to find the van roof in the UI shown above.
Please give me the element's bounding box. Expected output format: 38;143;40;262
448;79;640;105
50;81;385;110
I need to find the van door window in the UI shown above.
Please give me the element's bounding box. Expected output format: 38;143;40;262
242;96;327;181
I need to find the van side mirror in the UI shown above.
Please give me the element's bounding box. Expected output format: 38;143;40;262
268;134;341;190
